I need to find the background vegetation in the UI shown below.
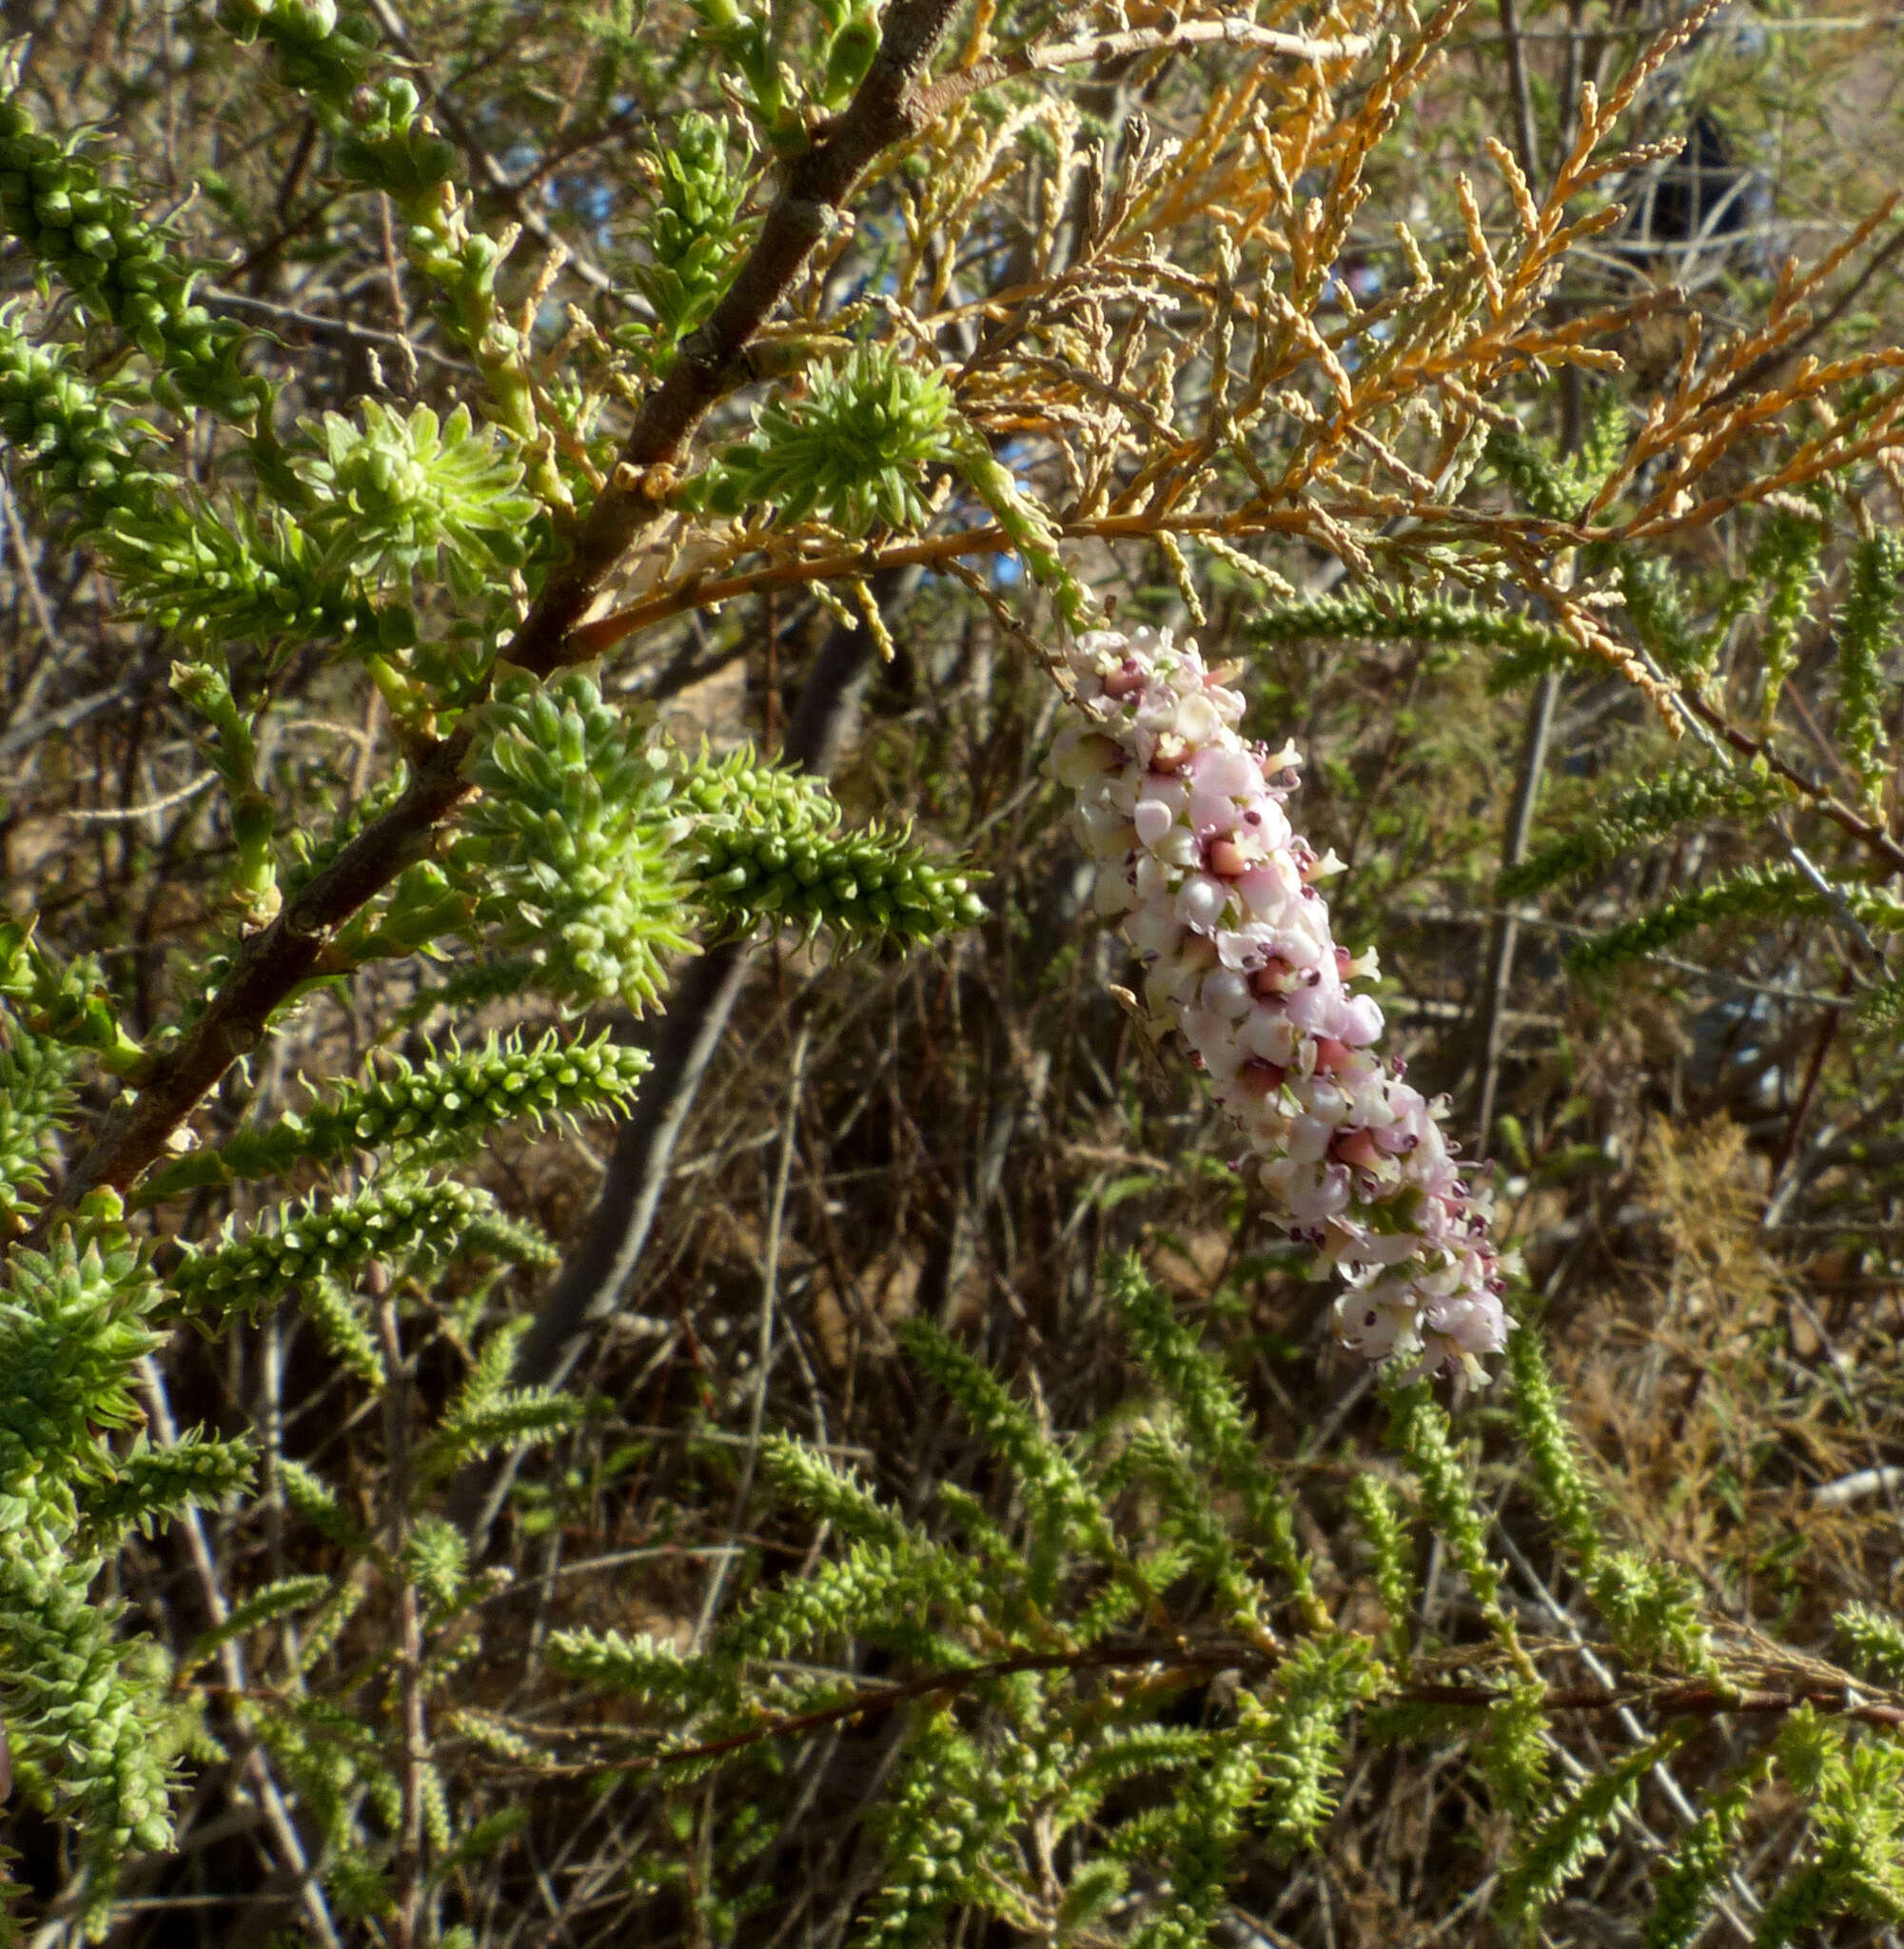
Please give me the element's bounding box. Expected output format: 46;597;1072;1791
5;0;1904;1942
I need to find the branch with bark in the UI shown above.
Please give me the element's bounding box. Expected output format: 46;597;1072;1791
476;1637;1904;1784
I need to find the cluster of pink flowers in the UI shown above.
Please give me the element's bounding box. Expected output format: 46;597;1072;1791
1052;625;1513;1380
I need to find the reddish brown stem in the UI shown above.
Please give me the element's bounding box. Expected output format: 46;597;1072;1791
1767;967;1855;1197
1680;685;1904;877
484;1642;1904;1782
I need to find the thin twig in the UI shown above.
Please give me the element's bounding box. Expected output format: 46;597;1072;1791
487;1635;1904;1784
693;1022;811;1646
374;1278;426;1949
1472;664;1560;1154
133;1359;343;1949
913;15;1373;119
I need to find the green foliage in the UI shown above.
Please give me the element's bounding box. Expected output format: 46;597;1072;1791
716;1532;980;1666
1757;1712;1904;1943
1644;1759;1770;1949
1620;552;1705;679
0;70;266;419
1476;1682;1555;1824
139;1028;652;1203
1833;530;1903;806
1388;1384;1518;1653
1509;1331;1711;1671
403;1517;469;1613
857;1714;1013;1948
217;0;377;105
0;316;147;514
544;1626;716;1708
0;1236;161;1536
331;77;462;204
168;1175;528;1317
1566;862;1827;979
0;1229;236;1922
896;1313;1119;1572
1501;763;1782;901
1502;1732;1685;1927
628;113;754;353
1250;589;1577;674
1255;1635;1381;1851
684;747;986;946
79;1430;254;1544
186;1572;333;1671
1753;511;1827;726
100;493;378;647
300;1274;385;1384
697;344;957;535
1112;1258;1325;1624
758;1432;912;1545
1485;422;1583;522
1585;1549;1712;1672
513;1270;1804;1940
280;1455;356;1545
689;0;882;152
1507;1325;1609;1567
953;425;1090;626
0;1008;76;1230
1837;1602;1904;1684
0;1542;178;1921
170;656;282;923
454;671;697;1012
1345;1473;1416;1664
417;1323;585;1482
292;401;539;599
1124;1662;1368;1949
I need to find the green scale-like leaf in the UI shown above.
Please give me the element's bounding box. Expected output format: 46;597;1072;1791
696;344;957;536
0;1236;162;1535
140;1027;651;1204
453;672;698;1014
1501;763;1783;903
0;1538;179;1913
168;1174;537;1316
626;112;756;352
0;1004;78;1228
0;315;150;515
683;746;985;947
292;399;539;599
0;77;266;419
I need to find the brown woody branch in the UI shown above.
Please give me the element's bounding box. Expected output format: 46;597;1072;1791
41;0;971;1218
44;735;477;1221
564;507;1320;660
501;0;969;676
478;1638;1904;1782
1678;687;1904;880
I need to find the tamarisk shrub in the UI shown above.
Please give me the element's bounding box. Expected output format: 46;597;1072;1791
3;0;1904;1941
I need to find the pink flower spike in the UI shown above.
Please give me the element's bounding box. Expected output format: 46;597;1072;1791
1052;623;1513;1381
